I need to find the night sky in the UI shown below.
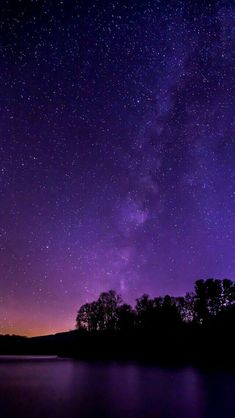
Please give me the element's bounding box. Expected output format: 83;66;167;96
0;0;234;336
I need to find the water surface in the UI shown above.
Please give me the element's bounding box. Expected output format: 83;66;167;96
0;356;234;418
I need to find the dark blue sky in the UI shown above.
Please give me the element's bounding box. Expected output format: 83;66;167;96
0;0;234;335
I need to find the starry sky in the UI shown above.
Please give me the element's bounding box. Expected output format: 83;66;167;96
0;0;234;336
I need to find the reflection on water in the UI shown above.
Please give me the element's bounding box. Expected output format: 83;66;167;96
0;357;234;418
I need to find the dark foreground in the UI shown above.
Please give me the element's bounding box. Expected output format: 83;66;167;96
1;326;235;370
2;279;235;369
0;356;235;418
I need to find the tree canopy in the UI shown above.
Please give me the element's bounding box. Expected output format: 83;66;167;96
76;279;235;333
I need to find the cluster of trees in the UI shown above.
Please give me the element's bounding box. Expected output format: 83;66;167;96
76;279;235;333
1;278;234;365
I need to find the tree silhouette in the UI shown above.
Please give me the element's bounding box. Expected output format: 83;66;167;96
76;290;122;331
176;292;195;322
2;278;235;365
76;279;235;332
116;303;135;332
222;279;235;307
194;278;235;323
74;278;235;366
76;301;100;331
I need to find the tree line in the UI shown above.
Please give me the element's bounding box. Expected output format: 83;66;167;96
1;278;235;366
76;279;235;333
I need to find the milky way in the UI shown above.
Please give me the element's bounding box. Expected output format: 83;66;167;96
0;0;234;335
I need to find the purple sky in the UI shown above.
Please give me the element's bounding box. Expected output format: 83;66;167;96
0;0;235;336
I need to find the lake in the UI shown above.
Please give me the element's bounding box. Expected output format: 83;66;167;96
0;356;234;418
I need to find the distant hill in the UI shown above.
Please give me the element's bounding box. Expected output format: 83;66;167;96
0;331;77;355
